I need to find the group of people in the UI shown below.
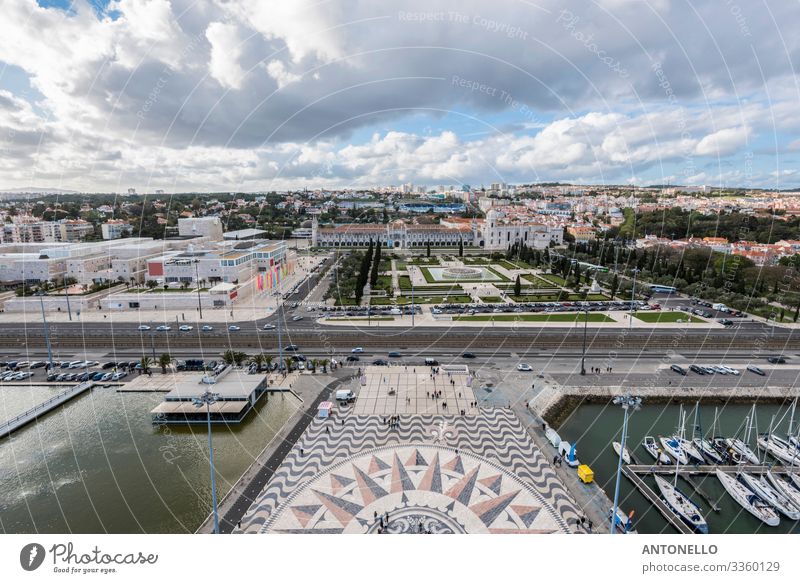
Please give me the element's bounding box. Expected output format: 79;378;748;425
384;415;400;427
588;366;612;373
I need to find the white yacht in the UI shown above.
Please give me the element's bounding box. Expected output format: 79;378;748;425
654;475;708;533
659;436;689;465
739;473;800;520
612;441;631;464
643;436;671;464
716;469;780;527
766;471;800;511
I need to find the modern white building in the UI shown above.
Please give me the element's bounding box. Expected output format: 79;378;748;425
101;220;133;240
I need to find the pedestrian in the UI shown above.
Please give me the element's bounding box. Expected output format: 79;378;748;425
588;520;593;532
237;520;241;529
300;447;304;455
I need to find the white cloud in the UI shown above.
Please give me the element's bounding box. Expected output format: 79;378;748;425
694;127;749;157
206;22;247;90
265;60;301;88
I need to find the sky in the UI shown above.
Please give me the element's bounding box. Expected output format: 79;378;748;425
1;0;799;192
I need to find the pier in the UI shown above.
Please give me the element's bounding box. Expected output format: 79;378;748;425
0;381;94;439
621;466;694;533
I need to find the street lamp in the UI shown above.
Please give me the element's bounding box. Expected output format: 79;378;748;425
580;306;589;375
193;259;203;319
193;390;221;533
36;291;55;370
629;267;640;329
610;394;642;534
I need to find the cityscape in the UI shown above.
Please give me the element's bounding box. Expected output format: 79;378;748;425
1;0;799;579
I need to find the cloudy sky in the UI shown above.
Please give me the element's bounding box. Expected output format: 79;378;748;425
1;0;799;192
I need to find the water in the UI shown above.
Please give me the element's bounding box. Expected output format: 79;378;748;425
0;385;299;533
558;402;800;534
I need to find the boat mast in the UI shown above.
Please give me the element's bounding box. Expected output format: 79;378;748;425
675;408;685;488
789;398;797;438
763;415;775;466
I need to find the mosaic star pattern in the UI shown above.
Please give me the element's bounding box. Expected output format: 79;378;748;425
239;408;581;534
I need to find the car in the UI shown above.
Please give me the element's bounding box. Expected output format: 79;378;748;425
372;359;388;366
77;372;90;382
29;361;46;369
64;373;76;381
719;319;733;326
101;362;116;369
68;360;83;369
156;325;171;332
47;374;58;382
297;362;305;371
137;325;151;331
91;372;105;381
351;347;364;353
710;366;728;375
262;324;276;330
201;325;214;332
461;352;476;359
720;365;740;375
228;325;241;332
291;315;304;321
517;363;533;372
388;351;402;358
16;361;30;368
767;356;787;364
111;371;127;381
100;373;113;382
689;364;705;375
284;345;299;352
346;355;360;362
746;364;766;376
670;364;687;375
55;373;67;382
179;325;193;332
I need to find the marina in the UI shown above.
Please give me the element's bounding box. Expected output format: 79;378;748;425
558;401;800;534
0;381;93;439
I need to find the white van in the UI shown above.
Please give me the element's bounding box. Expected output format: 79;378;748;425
335;389;355;402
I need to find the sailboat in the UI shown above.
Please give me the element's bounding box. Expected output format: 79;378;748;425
712;437;744;464
739;473;800;520
612;441;632;464
766;470;800;510
726;406;760;465
757;434;800;466
660;435;690;465
643;436;671;464
716;469;780;526
654;475;709;533
693;404;724;464
653;411;708;533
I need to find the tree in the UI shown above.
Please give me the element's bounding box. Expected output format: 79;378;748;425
140;356;151;374
284;357;293;376
146;280;158;290
514;275;521;297
310;358;318;373
458;238;464;257
320;358;329;373
610;274;619;299
426;241;431;257
158;353;172;374
251;353;265;371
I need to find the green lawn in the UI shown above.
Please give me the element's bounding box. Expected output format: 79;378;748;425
633;311;705;323
408;257;441;266
462;256;492;265
332;316;394;321
419;265;509;284
538;273;568;286
522;274;561;289
399;295;471;304
455;313;615;322
480;296;504;303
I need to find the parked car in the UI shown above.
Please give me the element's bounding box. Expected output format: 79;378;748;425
517;363;533;372
111;371;127;381
747;365;766;376
670;364;687;376
689;364;705;375
285;345;299;352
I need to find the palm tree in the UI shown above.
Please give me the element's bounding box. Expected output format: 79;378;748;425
222;350;235;365
284;357;293;376
146;280;158;290
158;353;172;374
320;358;329;373
264;354;273;371
140;356;152;374
310;358;318;373
251;353;265;371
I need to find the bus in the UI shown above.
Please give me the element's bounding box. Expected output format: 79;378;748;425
649;284;677;294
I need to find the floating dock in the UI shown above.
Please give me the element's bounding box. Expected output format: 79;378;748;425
0;381;94;439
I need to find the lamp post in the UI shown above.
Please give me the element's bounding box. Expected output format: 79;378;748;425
411;280;415;326
610;394;642;534
629;268;640;329
63;278;72;321
37;291;54;370
193;259;203;319
580;306;588;375
193;389;221;533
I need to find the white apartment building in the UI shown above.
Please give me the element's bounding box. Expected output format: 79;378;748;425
101;220;133;240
